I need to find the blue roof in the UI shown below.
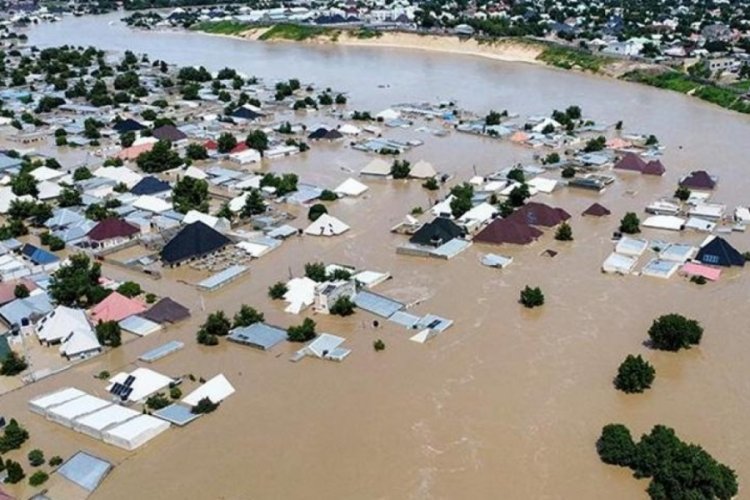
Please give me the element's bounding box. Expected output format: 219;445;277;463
354;290;404;318
228;322;286;350
57;452;112;492
130;176;171;196
0;293;53;326
285;184;323;205
21;244;60;266
44;208;86;229
153;404;201;426
0;154;22;172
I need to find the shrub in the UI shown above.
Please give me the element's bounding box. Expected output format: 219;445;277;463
145;293;157;304
4;459;25;484
27;449;45;467
373;339;386;351
304;262;327;282
647;314;703;351
422;178;439;190
390;159;411;179
674;186;691;201
169;386;182;399
96;370;110;380
520;286;544;308
268;281;288;300
48;456;63;467
690;275;707;285
596;424;636;467
614;355;655;393
619;212;640;234
29;470;49;487
561;165;576;178
14;283;29;299
191;397;219;414
145;393;170;410
554;222;573;241
307;203;328;221
319;189;337;201
287;317;316;342
1;351;28;376
116;281;142;298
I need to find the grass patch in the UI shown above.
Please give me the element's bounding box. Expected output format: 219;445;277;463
537;45;610;73
191;20;248;35
623;70;699;93
258;24;333;41
351;27;382;39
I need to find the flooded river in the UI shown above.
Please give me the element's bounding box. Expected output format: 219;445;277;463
4;12;750;500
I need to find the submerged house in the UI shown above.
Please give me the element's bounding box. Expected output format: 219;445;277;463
613;152;647;172
680;170;717;190
314;280;356;314
160;221;232;266
506;202;571;227
582;202;611;217
409;218;464;247
86;218;140;250
695;236;744;267
474;218;543;245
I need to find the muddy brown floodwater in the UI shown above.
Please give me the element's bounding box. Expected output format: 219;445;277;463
3;12;749;500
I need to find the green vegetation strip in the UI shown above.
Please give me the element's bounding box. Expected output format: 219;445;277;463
258;24;333;41
537;45;610;73
624;70;750;114
191;20;249;35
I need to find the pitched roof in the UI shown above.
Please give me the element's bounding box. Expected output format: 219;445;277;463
409;217;464;246
506;202;571;227
642;159;666;176
160;221;232;264
680;170;716;190
696;236;744;267
90;292;147;323
230;107;264;120
130;176;171;196
0;279;37;306
21;243;60;265
113;118;146;133
304;213;350;236
613;152;647;172
152;125;187;142
87;218;140;242
582;202;611;217
474;218;543;245
141;297;191;324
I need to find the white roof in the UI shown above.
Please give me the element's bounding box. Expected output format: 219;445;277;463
236;240;272;258
360;158;391;176
29;387;86;412
334;177;368;197
228;191;249;213
37;180;62;200
184;166;208;180
182;374;235;406
409;160;437;179
37;305;93;343
107;368;174;403
103;414;170;449
459;202;497;224
431;195;455;217
602;252;638;274
47;394;111;421
376;108;400;120
527;177;558;194
688;203;724;219
684;217;716;232
353;270;390;288
642;215;685;231
615;237;648;256
410;328;437;344
60;329;101;357
304;213;350;236
283;277;316;314
0;186;33;214
233;175;262;191
734;207;750;223
133;195;172;214
182;210;230;232
94;166;143;188
75;404;140;432
30;166;65;182
338;123;361;135
306;333;346;358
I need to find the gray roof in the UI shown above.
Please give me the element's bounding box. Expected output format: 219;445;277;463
228;322;286;350
0;293;53;327
139;340;185;363
354;290;404;318
44;208;86;229
57;452;112;492
153;403;201;426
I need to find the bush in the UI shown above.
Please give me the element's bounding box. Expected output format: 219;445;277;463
268;281;288;300
287;317;316;342
319;189;337;201
1;351;28;376
145;293;157;304
329;295;356;316
674;186;691;201
690;275;707;285
116;281;142;298
520;286;544;308
191;396;219;414
48;456;63;467
561;165;576;178
422;178;439;190
619;212;640;234
27;449;44;467
307;203;327;221
373;339;386;351
614;355;655;393
169;386;182;399
4;459;25;484
390;159;411;179
232;305;264;328
647;314;703;351
29;470;49;487
14;283;30;298
597;424;636;467
304;262;328;282
145;393;170;410
554;222;573;241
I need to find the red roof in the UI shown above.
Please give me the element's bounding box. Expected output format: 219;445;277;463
506;202;571;227
582;202;611;217
0;279;38;306
88;218;140;242
613;152;647;172
204;140;218;151
90;292;147;323
229;142;248;154
642;159;666;176
474;218;543;245
680;170;716;190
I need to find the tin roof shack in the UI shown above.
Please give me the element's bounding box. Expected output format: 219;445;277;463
314;280;356;314
227;322;287;351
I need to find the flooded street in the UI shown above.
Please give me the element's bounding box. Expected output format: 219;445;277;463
4;12;750;499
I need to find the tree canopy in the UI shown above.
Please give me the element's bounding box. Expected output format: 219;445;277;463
48;254;108;307
172;176;208;214
136;140;183;173
614;354;655;393
287;317;316;342
648;314;703;351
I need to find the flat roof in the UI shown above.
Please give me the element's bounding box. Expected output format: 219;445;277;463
57;452;112;492
139;340;185;363
75;404;140;432
29;387;87;412
47;395;111;421
197;265;248;291
104;414;169;441
153;403;201;426
354;290;404;318
227;322;286;350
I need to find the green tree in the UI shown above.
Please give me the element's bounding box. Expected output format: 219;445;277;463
232;305;264;328
14;283;30;299
319;189;338;201
216;132;237;154
11;171;38;196
422;178;439;190
241;189;265;217
58;187;82;207
390;160;411;179
304;262;328;282
373;339;386;351
201;311;231;338
287;317;316;342
48;254;107;307
48;456;63;467
1;351;28;376
307;203;328;221
508;183;530;207
96;320;122;347
0;419;29;453
614;355;655;393
507;168;525;183
619;212;640;234
73;166;93;181
120;131;136;148
520;286;544;308
185;143;208;160
116;281;142;298
191;396;219;414
674;186;691;201
145;393;170;410
329;295;356;316
647;314;703;351
268;281;288;300
245;130;268;154
596;424;636;467
172;176;208;214
136;140;182;173
29;470;49;487
554;222;573;241
561;165;576;178
4;459;25;484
